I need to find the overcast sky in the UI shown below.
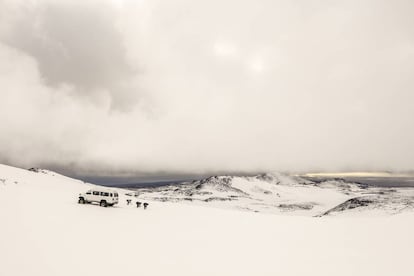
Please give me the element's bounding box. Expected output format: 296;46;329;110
0;0;413;179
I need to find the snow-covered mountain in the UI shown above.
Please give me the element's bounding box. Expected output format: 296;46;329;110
1;163;413;217
133;173;414;216
1;163;414;276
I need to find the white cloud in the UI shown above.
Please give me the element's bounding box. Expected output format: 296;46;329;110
0;0;414;176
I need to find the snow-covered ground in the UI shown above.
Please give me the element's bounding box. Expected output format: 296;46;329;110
135;173;414;216
1;164;414;276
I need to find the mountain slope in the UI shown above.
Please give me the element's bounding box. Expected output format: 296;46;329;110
134;172;414;216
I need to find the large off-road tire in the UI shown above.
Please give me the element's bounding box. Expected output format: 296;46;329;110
100;200;107;207
78;197;85;204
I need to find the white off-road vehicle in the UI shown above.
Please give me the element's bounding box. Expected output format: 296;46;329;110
78;188;119;207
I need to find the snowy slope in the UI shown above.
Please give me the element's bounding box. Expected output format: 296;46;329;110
134;173;414;216
1;164;414;276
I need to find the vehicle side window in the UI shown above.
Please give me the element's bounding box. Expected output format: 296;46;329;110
86;191;91;195
110;193;113;197
102;192;109;196
93;191;100;196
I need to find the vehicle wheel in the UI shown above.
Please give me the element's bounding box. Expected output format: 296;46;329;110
78;197;85;204
100;200;107;207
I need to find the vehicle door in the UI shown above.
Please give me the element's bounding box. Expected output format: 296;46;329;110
92;191;100;202
85;190;92;201
109;192;115;203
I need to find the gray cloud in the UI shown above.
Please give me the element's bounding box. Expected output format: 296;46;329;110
0;0;413;177
0;0;139;109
